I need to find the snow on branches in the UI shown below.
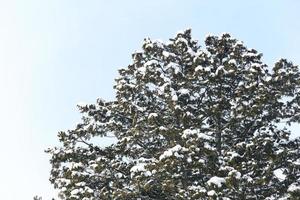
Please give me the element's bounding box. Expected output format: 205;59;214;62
47;29;300;200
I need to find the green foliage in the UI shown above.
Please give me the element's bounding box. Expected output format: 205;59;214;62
47;30;300;199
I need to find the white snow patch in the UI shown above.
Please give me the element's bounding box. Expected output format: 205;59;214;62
188;185;206;193
176;37;188;45
178;88;189;95
207;176;225;188
293;159;300;166
242;174;253;183
273;168;287;181
75;182;86;187
148;113;158;119
195;65;204;72
204;66;211;72
216;65;225;75
144;171;152;177
207;190;216;196
138;66;147;75
145;60;159;67
162;51;170;57
159;144;186;160
70;189;80;195
166;62;181;74
172;94;178;101
227;151;241;160
228;59;237;65
130;163;146;173
228;169;241;179
288;183;300;192
182;129;213;140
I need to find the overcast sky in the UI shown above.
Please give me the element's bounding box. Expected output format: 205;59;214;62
0;0;300;199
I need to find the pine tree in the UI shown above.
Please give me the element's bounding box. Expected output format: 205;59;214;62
47;29;300;199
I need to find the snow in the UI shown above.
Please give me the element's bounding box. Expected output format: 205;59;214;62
75;182;86;187
187;47;196;56
228;69;235;74
182;129;213;141
172;94;178;101
243;52;257;57
50;30;300;200
70;189;80;195
228;59;237;65
273;168;287;181
250;67;257;73
182;129;196;138
288;183;300;192
176;37;189;45
238;81;244;86
216;65;225;75
130;163;146;173
204;142;216;151
188;185;206;192
144;171;152;177
204;66;211;72
65;149;73;154
144;60;159;67
71;162;84;169
148;113;158;119
293;159;300;166
58;178;71;185
178;88;189;95
158;83;169;93
165;62;181;74
227;151;241;160
115;172;123;178
130;163;152;177
198;133;213;140
105;110;111;117
228;169;241;179
159;126;167;131
195;65;203;72
152;39;164;48
235;40;243;45
85;187;94;194
242;174;253;183
222;57;228;63
160;150;172;160
162;51;170;57
138;66;147;75
145;82;157;92
207;190;216;196
207;176;226;188
275;149;284;155
159;144;186;160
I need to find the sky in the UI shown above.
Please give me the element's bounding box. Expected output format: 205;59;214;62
0;0;300;199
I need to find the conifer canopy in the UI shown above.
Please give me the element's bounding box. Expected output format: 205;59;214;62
47;30;300;199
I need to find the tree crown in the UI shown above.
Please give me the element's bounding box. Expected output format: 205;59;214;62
47;29;300;200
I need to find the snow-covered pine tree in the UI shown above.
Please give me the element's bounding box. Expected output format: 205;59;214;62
47;29;300;199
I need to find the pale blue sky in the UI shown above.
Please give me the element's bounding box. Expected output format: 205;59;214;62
0;0;300;199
